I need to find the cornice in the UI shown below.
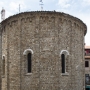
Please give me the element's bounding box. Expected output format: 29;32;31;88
1;11;87;35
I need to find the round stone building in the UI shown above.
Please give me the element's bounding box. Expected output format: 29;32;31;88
0;11;87;90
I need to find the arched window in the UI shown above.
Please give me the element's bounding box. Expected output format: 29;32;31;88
23;49;33;73
61;54;65;73
60;50;69;74
27;53;32;73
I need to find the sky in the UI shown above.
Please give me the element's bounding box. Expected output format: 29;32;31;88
0;0;90;45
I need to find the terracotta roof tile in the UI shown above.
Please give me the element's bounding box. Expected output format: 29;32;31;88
85;46;90;49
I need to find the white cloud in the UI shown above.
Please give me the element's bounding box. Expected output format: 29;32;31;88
83;0;90;3
58;0;71;8
0;1;5;11
0;1;4;6
82;0;90;6
9;2;19;12
9;0;26;12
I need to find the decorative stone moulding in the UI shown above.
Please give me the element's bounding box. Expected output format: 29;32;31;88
23;49;34;55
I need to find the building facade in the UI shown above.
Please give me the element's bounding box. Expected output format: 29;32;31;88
0;11;87;90
85;46;90;90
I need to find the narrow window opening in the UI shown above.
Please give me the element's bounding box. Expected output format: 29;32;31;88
85;61;89;67
61;54;65;73
2;56;5;76
27;53;32;73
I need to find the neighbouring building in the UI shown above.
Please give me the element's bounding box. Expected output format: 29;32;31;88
0;11;87;90
85;46;90;90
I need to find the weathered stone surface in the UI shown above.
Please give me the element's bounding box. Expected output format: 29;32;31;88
0;11;87;90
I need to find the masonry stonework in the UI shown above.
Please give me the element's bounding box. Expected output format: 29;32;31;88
1;11;87;90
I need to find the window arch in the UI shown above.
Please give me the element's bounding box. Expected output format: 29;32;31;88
23;49;33;55
23;49;33;73
60;50;69;74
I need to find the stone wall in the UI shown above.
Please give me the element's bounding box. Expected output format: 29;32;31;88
0;24;2;90
1;11;87;90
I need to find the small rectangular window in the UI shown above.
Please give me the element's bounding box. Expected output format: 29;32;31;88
85;61;89;67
